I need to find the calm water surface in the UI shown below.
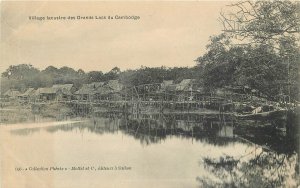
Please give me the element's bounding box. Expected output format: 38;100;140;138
1;114;298;188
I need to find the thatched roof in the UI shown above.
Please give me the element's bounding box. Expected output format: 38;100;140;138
94;85;114;95
52;84;73;90
161;80;174;90
35;87;56;95
75;81;122;96
75;82;104;95
162;80;173;86
19;88;35;96
52;84;74;95
106;80;123;92
176;79;195;91
90;82;105;88
3;89;21;97
75;84;93;95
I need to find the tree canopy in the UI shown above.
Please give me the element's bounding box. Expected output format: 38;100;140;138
1;64;199;93
197;0;300;100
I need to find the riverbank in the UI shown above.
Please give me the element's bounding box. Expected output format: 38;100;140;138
0;103;74;125
1;102;298;130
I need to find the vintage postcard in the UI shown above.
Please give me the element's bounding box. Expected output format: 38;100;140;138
0;1;299;188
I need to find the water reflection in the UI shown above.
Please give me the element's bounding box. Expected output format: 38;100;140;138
235;125;296;155
0;109;49;124
198;150;298;188
10;112;298;153
10;127;41;136
11;113;239;147
7;111;299;187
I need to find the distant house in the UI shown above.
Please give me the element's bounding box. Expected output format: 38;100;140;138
174;79;196;101
176;79;195;91
75;82;104;101
3;89;21;100
106;80;123;100
93;80;123;101
75;84;92;101
18;88;36;101
34;84;76;102
34;87;56;101
75;80;123;101
90;82;105;89
93;85;113;100
106;80;123;92
157;80;175;101
161;80;174;91
52;84;76;101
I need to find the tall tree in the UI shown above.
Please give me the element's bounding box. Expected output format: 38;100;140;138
2;64;40;80
220;0;300;49
197;0;300;100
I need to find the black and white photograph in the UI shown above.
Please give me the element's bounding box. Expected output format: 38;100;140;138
0;1;299;187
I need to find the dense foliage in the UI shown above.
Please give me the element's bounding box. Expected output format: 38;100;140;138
0;64;199;92
196;0;300;100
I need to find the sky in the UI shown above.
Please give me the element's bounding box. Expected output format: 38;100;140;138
1;1;230;73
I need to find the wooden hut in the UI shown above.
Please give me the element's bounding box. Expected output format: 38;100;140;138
34;87;56;101
3;89;21;100
75;84;93;101
94;80;123;101
94;85;114;101
75;82;104;101
106;80;123;92
18;88;36;102
161;80;174;91
176;79;195;91
52;84;75;101
176;79;195;101
160;81;176;101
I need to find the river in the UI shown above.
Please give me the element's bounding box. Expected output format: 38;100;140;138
0;111;298;188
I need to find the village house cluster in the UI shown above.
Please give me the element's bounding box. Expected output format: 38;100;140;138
1;79;200;104
2;80;122;103
1;78;280;107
